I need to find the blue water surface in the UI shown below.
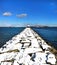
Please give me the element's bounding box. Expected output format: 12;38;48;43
32;27;57;49
0;27;25;47
0;27;57;49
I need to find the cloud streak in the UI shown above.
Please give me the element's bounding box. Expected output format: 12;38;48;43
16;13;27;18
3;12;12;16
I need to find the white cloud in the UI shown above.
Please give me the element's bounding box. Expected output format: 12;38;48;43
16;13;27;18
3;12;12;16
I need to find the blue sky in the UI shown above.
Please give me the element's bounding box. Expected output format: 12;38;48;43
0;0;57;26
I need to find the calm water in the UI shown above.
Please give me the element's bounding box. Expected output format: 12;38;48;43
0;27;25;47
33;27;57;49
0;27;57;49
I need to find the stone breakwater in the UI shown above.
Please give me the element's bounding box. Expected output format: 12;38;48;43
0;28;56;65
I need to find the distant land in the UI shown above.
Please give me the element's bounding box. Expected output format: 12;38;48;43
0;24;57;27
26;24;57;28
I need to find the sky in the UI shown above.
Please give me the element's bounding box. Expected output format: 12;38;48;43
0;0;57;27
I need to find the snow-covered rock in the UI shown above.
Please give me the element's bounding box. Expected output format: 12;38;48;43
0;28;56;65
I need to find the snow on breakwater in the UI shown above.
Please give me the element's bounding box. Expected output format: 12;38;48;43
0;27;56;65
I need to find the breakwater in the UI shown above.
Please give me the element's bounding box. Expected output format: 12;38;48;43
0;27;56;65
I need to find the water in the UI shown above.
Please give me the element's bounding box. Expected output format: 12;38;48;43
0;27;25;47
0;27;57;49
32;27;57;49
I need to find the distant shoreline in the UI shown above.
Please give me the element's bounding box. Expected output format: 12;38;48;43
0;26;57;28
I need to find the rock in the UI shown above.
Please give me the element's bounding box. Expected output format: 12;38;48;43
0;28;56;65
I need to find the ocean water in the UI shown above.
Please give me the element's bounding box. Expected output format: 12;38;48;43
33;27;57;49
0;27;25;47
0;27;57;49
